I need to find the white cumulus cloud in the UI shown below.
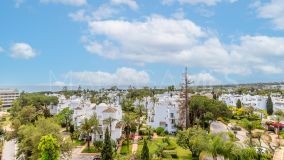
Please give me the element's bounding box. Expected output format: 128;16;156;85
0;46;4;53
79;15;284;75
162;0;237;6
64;67;150;86
40;0;87;6
190;73;220;86
256;0;284;30
10;43;37;60
111;0;138;10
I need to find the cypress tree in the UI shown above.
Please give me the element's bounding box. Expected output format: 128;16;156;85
266;95;273;115
101;127;113;160
141;138;149;160
236;99;242;109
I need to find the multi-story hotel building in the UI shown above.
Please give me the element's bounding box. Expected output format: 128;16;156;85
0;89;20;107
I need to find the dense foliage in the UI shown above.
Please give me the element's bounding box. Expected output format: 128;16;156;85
101;127;113;160
38;134;60;160
188;95;232;128
266;95;273;115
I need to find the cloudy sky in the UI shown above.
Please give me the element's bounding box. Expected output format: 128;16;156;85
1;0;284;87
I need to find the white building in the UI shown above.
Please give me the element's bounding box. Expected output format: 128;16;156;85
219;94;273;110
0;89;20;107
147;93;179;133
93;103;123;141
49;94;123;141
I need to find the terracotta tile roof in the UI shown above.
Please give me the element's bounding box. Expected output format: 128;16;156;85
103;107;117;113
116;121;123;128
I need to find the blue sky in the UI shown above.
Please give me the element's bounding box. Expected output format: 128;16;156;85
1;0;284;88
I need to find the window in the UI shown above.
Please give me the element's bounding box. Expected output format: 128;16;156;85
171;119;175;124
170;113;174;118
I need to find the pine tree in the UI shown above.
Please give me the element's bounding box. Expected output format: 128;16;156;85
141;138;149;160
236;99;242;109
266;95;273;115
101;127;113;160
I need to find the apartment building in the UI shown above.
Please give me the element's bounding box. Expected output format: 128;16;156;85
0;89;20;107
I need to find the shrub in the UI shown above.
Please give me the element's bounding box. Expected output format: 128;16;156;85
155;127;165;136
139;129;147;135
164;130;169;135
164;150;177;158
93;141;103;152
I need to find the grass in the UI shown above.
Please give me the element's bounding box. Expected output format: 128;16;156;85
137;137;192;159
82;146;96;153
120;140;132;155
73;139;85;147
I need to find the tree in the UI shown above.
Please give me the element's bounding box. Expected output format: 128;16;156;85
38;134;60;160
103;117;117;137
206;134;231;160
135;104;144;132
188;95;232;129
101;127;113;160
176;127;208;157
141;138;150;160
241;118;256;147
57;107;74;131
80;118;93;150
89;114;99;141
236;99;242;109
17;118;71;159
0;99;3;110
120;114;135;153
266;95;273;115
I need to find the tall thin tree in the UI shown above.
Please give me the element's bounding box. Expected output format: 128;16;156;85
101;127;113;160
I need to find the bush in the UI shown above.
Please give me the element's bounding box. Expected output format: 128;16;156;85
93;141;103;152
156;127;165;136
164;150;177;158
139;129;147;135
164;130;169;135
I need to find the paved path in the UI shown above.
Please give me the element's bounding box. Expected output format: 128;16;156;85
132;135;139;154
2;139;17;160
273;147;284;160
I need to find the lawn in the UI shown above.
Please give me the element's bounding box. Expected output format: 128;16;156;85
72;139;85;147
82;146;96;153
137;137;192;159
120;140;132;155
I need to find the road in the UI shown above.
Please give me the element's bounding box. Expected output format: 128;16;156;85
2;139;17;160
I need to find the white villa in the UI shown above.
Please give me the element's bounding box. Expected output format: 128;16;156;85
219;94;284;111
146;93;180;133
48;94;123;141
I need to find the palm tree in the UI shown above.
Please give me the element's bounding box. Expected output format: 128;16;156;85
80;118;93;150
206;135;226;160
135;104;144;132
151;96;158;110
90;114;99;141
103;117;117;137
242;118;256;147
120;114;134;153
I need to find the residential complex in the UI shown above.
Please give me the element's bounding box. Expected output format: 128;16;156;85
219;93;284;111
49;94;123;141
